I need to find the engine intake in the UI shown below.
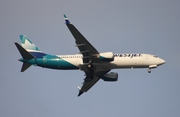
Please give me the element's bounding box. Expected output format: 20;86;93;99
101;72;118;82
99;52;114;61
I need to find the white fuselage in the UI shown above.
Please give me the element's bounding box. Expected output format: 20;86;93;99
56;53;165;71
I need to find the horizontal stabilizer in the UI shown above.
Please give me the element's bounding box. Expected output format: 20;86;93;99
14;42;34;59
21;63;31;72
15;42;34;72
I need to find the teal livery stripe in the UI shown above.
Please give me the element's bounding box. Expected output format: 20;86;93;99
27;53;79;70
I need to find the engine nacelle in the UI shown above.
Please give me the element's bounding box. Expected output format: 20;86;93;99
101;72;118;82
99;52;114;61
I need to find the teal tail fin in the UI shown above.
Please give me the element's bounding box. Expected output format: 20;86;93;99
19;35;41;52
14;42;35;72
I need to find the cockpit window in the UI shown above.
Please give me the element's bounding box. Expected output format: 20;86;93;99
153;55;158;58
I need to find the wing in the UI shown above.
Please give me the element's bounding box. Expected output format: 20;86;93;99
64;14;99;63
78;74;100;96
64;14;110;96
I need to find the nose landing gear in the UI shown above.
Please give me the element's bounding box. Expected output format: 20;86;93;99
148;68;151;73
148;65;157;73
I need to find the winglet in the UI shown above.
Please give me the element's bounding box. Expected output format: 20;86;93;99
77;86;81;90
77;86;83;97
64;14;70;24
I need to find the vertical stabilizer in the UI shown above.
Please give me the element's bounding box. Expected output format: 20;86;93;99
20;35;41;52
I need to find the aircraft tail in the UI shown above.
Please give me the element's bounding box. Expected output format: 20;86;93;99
15;35;46;72
20;35;41;52
14;42;35;72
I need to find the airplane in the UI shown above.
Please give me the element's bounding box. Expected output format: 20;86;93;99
14;14;165;96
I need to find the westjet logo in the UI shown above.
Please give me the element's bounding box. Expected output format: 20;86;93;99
114;54;142;58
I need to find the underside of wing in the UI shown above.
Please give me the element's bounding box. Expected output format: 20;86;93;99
64;14;99;63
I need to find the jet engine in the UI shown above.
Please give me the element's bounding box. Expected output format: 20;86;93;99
101;72;118;82
99;52;114;61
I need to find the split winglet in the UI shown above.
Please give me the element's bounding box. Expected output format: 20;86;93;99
64;14;70;24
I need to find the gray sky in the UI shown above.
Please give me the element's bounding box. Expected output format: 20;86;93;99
0;0;180;117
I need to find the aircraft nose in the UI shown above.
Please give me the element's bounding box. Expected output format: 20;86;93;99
159;58;165;65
